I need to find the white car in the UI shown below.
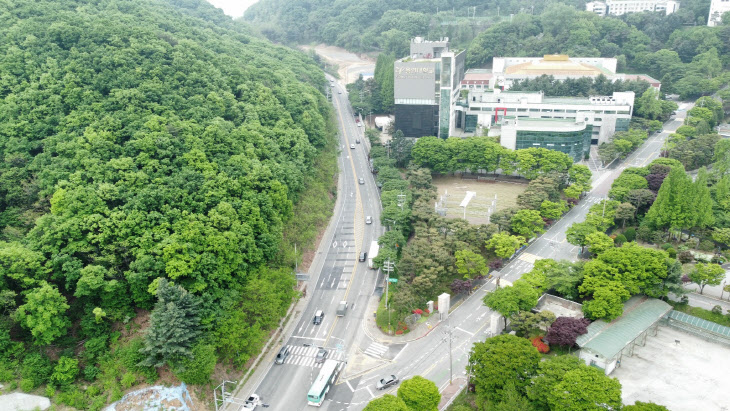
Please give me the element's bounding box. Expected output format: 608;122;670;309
350;144;355;149
365;216;372;224
243;393;259;409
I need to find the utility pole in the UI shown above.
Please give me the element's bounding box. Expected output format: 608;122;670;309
383;259;395;334
602;196;608;218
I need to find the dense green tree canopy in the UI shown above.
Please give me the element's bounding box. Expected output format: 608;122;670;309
0;0;334;375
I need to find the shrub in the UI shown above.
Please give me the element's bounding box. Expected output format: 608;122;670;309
637;225;653;242
19;378;35;392
50;357;79;389
650;231;665;244
412;309;423;315
661;243;672;251
614;234;627;245
489;259;503;270
58;387;87;409
531;336;550;354
0;360;16;382
677;250;694;264
712;305;723;315
21;353;53;389
395;330;403;335
666;248;677;258
424;309;430;314
623;227;636;242
698;240;715;252
120;372;136;389
83;365;100;382
82;336;109;365
173;343;217;385
44;385;56;398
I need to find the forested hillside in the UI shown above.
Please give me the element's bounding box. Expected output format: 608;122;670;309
0;0;335;405
244;0;586;55
467;1;730;99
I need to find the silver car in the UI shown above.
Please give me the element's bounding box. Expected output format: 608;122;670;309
315;348;328;364
376;375;399;390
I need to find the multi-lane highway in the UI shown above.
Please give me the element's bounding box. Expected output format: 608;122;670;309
238;77;386;410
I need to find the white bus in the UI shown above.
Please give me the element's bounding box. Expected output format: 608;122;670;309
307;359;341;406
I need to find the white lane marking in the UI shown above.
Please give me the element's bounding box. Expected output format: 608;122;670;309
455;327;474;336
346;380;355;392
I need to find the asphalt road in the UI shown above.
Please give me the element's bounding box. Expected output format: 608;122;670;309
243;79;385;410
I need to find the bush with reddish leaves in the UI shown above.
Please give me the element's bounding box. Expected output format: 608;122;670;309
489;259;503;270
412;309;423;315
424;309;430;314
544;317;591;347
395;330;403;335
531;336;550;353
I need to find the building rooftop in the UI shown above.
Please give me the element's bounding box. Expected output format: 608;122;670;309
504;117;589;132
503;55;614;77
576;296;672;360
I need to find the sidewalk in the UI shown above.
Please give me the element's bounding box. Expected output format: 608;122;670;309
361;294;440;345
438;377;468;410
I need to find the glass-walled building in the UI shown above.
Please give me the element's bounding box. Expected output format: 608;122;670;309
498;118;593;162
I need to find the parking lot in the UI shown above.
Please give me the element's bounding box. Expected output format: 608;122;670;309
612;326;730;410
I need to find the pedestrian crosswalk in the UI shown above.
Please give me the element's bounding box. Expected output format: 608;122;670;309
281;345;345;368
518;252;542;264
363;342;389;358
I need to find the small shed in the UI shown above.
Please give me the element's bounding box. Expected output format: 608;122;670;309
576;296;671;375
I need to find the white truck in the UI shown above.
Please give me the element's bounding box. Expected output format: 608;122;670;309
367;241;379;269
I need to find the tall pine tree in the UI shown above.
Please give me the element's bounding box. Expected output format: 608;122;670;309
646;167;692;234
692;167;715;232
140;279;202;368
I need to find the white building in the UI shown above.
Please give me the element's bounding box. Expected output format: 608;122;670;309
450;89;634;146
708;0;730;26
481;55;660;92
586;0;680;16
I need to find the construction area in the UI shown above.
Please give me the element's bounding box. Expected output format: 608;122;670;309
612;326;730;410
432;176;526;225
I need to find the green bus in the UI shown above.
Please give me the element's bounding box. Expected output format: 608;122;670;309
307;359;341;406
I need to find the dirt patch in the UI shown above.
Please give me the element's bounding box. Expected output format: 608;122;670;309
432;176;527;224
300;44;376;84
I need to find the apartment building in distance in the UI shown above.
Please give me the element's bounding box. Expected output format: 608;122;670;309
708;0;730;26
393;37;465;138
586;0;680;16
450;89;635;160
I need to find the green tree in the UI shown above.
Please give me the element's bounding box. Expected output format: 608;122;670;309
581;281;631;320
483;282;539;328
547;366;623;411
455;249;487;280
469;334;540;403
397;376;440;411
526;355;583;410
614;202;637;228
585;232;614;255
363;394;409;411
486;233;526;259
140;279;202;368
14;282;71;346
566;222;598;254
539;200;567;221
688;263;725;294
173;342;217;384
510;209;545;239
645;167;692;234
509;311;556;336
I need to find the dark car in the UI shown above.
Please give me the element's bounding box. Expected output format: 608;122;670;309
376;375;399;390
275;346;290;364
359;252;367;262
313;310;324;325
315;348;328;364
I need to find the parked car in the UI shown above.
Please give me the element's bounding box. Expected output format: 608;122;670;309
365;216;372;224
313;310;324;325
376;375;399;390
356;139;360;143
275;346;290;364
359;252;367;262
315;348;328;363
350;144;355;149
359;177;364;185
357;123;362;127
243;393;259;409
